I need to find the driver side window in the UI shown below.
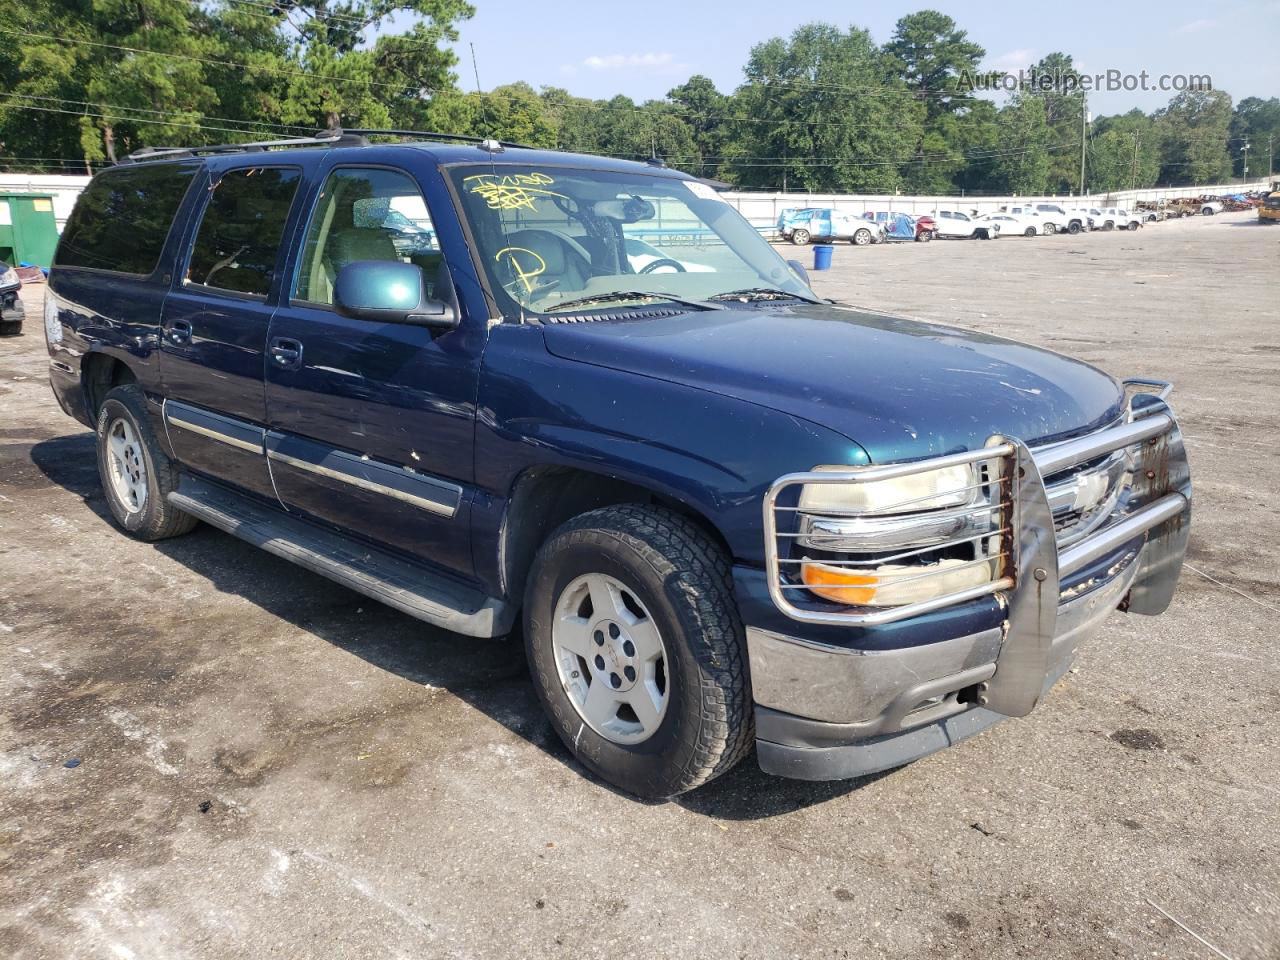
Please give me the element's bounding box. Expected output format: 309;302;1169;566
293;167;439;306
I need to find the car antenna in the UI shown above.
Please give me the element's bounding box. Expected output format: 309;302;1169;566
471;43;503;155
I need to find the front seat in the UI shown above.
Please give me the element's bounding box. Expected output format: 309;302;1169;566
502;229;592;293
329;227;400;272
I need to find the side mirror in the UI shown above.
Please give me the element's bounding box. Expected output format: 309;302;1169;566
786;259;811;286
333;261;458;330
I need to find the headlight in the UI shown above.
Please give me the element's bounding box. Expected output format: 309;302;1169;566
792;463;1000;608
44;293;63;345
798;463;976;515
0;266;18;288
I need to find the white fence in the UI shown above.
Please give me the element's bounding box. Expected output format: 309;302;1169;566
721;179;1274;231
0;172;1270;237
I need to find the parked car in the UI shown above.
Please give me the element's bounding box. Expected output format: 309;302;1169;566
1002;205;1061;235
45;131;1193;799
864;210;926;242
913;215;937;241
1258;188;1280;224
0;261;23;335
1098;207;1142;230
975;212;1041;236
932;209;993;239
1199;200;1224;216
1033;203;1091;234
778;208;882;246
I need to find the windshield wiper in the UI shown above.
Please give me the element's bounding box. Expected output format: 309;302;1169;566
708;287;822;304
543;290;724;313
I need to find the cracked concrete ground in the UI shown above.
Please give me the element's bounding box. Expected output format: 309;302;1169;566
1;210;1277;959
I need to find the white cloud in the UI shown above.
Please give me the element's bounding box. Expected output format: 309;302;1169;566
1176;18;1216;33
562;52;687;74
989;48;1035;70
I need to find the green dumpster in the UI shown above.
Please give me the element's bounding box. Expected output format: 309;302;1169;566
0;193;61;269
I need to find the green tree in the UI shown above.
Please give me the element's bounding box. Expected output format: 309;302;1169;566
728;23;923;192
1088;109;1160;192
992;94;1051;193
667;75;729;178
1231;96;1280;180
1154;90;1233;185
884;9;994;192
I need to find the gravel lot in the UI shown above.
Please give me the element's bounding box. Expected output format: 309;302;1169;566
1;210;1277;959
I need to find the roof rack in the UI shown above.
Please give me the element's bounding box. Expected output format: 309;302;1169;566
118;128;368;164
341;128;538;151
117;125;547;165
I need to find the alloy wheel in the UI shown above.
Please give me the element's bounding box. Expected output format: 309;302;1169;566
106;417;147;514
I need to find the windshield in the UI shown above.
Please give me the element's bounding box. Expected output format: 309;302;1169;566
448;164;814;314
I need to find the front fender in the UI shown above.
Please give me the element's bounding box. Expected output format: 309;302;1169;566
472;323;864;591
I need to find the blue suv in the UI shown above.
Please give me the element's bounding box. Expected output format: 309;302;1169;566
45;130;1192;798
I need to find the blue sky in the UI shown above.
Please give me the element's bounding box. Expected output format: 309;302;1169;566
441;0;1279;115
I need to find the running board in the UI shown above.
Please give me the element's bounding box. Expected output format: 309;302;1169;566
168;476;515;637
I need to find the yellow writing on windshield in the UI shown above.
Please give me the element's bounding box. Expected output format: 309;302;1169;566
495;246;546;293
465;172;566;210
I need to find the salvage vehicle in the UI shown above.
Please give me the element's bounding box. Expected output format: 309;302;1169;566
1259;187;1280;223
864;211;928;242
1002;205;1062;235
975;212;1041;236
1;261;22;334
1034;203;1091;234
932;210;990;239
1199;200;1224;216
778;207;881;246
45;130;1193;798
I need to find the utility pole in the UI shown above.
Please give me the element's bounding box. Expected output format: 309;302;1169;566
1131;134;1140;192
1269;134;1274;181
1242;141;1250;184
1079;95;1088;196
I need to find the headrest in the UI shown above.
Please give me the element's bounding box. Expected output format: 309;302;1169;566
329;228;398;269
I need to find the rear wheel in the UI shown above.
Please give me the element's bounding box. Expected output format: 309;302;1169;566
1043;222;1056;235
1067;221;1082;235
916;230;932;242
96;385;197;541
852;228;872;246
524;505;752;799
790;228;811;245
1023;226;1036;237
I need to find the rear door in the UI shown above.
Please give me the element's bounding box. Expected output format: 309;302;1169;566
159;165;303;499
262;162;482;578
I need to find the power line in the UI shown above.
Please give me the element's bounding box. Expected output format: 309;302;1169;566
4;92;314;136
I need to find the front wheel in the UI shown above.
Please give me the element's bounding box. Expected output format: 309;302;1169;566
916;230;932;242
1024;226;1037;237
1067;221;1082;235
852;228;872;246
1043;223;1056;235
790;228;811;245
524;505;752;799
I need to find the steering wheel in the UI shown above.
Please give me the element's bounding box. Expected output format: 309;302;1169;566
639;258;686;274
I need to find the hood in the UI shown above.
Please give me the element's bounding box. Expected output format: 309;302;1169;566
541;303;1124;463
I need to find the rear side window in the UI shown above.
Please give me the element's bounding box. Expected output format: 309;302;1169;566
54;164;197;275
187;167;301;297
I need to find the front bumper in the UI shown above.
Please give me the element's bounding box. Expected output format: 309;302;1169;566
751;545;1139;780
1;289;23;328
748;386;1191;781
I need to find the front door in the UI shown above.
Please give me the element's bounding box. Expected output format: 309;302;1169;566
263;164;481;579
159;165;303;499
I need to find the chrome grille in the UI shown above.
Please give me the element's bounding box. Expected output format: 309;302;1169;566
763;386;1190;627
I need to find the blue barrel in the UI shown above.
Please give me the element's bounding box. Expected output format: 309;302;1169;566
813;244;834;270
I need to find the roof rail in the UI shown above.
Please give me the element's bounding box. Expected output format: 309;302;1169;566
118;128;368;164
341;128;539;151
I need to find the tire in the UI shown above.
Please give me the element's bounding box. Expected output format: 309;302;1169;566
0;320;21;336
1023;227;1036;237
523;504;752;799
1102;221;1114;231
1202;207;1214;216
1067;221;1082;235
96;384;198;541
852;228;872;246
790;229;811;245
1043;223;1056;235
916;230;932;242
